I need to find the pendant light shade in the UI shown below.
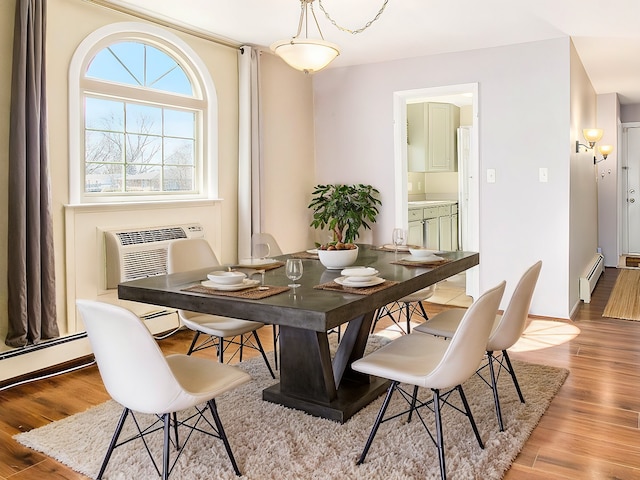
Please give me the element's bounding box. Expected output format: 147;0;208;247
270;38;340;74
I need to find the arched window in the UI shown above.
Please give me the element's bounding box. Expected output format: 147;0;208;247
69;23;217;203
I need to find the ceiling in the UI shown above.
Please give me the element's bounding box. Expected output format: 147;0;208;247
104;0;640;104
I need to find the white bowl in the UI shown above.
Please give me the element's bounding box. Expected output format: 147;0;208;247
317;246;359;269
341;267;378;277
409;247;437;258
207;271;246;285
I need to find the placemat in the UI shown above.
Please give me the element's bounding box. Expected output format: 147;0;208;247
376;244;420;252
182;284;289;299
390;258;451;267
291;251;319;260
313;280;398;295
233;261;285;271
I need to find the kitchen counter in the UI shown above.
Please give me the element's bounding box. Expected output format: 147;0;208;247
408;200;457;207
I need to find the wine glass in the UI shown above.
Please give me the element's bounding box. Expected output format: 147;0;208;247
286;258;303;289
392;228;406;253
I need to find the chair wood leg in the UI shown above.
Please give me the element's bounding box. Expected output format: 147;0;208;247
252;330;276;379
97;408;130;479
162;413;170;480
503;350;525;403
357;381;398;465
208;399;241;476
457;385;484;449
487;351;505;431
432;389;446;480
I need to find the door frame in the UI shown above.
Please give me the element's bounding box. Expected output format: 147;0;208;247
620;122;640;255
392;83;480;298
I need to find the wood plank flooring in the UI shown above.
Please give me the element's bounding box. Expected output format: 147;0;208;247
1;267;639;479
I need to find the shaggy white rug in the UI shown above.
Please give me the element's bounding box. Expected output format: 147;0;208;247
15;336;568;480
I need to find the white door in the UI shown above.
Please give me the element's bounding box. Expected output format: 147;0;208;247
623;125;640;254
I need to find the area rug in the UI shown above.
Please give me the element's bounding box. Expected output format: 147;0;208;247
603;269;640;321
15;336;568;480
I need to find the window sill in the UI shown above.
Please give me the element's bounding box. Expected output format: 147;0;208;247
64;198;223;213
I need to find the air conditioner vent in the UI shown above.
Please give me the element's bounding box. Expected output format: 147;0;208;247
103;223;205;289
116;227;188;246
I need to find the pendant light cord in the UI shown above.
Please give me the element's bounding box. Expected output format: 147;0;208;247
317;0;390;35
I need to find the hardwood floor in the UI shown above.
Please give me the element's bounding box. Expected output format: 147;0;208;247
1;267;639;479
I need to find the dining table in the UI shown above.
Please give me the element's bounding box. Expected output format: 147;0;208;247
118;244;479;423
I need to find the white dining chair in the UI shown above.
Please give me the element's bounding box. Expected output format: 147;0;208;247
76;300;251;479
414;261;542;431
370;285;436;334
167;238;275;378
352;281;505;480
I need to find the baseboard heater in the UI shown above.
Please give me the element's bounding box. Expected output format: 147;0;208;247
579;253;605;303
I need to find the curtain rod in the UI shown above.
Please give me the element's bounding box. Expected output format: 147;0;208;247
83;0;243;50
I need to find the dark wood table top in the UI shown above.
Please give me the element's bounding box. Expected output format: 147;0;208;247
118;245;479;332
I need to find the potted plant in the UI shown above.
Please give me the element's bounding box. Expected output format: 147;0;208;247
308;184;382;245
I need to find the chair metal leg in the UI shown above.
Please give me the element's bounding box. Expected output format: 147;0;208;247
208;399;242;476
252;330;276;379
457;385;484;449
186;331;201;355
432;389;446;480
404;303;411;333
407;384;419;423
162;413;171;480
272;325;279;370
503;350;525;403
357;381;398;465
487;351;505;431
97;408;130;479
218;336;224;363
172;412;180;449
417;301;429;321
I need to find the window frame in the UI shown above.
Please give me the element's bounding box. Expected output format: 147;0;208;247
69;22;218;204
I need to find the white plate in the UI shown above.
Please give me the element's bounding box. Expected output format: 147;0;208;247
237;258;278;267
340;267;379;277
306;249;318;254
334;276;385;288
402;255;444;263
201;279;260;291
383;244;410;252
344;275;377;283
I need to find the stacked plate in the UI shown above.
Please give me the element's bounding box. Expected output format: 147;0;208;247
202;271;259;291
334;266;385;288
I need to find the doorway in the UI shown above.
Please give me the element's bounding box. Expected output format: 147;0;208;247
393;83;480;298
622;123;640;255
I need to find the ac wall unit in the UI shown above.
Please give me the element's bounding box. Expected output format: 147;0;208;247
103;223;205;289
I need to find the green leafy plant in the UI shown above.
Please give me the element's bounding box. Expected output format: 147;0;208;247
308;184;382;244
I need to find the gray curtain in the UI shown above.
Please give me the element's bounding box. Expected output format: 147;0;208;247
5;0;58;347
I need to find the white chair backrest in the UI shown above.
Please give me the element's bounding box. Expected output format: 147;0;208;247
427;281;506;390
487;261;542;351
76;300;185;414
167;238;219;274
252;233;283;257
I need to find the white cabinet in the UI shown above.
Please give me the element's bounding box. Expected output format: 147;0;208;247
408;208;423;246
451;203;459;251
407;103;460;172
423;206;440;250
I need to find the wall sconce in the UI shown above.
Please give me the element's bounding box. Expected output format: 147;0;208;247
575;128;614;164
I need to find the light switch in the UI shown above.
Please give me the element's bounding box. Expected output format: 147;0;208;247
486;168;496;183
539;167;548;183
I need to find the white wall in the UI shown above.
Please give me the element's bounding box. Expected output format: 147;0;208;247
312;38;581;318
596;93;621;266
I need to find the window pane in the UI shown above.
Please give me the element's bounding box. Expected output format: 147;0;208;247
163;165;195;191
126;165;161;192
126;104;162;135
85;164;123;193
85;98;124;131
85;131;124;164
164;109;194;138
126;134;162;164
86;41;193;96
164;138;194;165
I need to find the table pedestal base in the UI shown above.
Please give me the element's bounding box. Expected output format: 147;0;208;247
263;376;389;423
